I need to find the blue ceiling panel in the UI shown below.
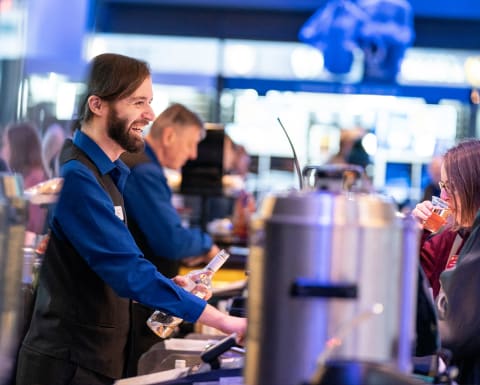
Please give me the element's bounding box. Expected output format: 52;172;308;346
98;0;480;20
92;0;480;51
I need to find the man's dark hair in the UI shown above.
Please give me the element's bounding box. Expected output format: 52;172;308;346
72;53;151;131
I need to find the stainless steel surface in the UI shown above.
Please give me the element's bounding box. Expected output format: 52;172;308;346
245;190;420;385
0;173;27;384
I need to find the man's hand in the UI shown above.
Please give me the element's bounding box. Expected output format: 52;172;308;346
171;274;213;300
172;275;189;288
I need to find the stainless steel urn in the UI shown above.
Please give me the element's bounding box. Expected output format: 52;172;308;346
0;173;27;385
245;190;419;385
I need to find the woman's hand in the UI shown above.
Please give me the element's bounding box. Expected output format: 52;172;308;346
412;200;434;226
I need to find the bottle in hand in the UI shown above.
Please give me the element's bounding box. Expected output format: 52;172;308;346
147;249;230;339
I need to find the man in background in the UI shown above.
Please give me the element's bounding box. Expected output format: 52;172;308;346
121;103;221;375
42;122;67;178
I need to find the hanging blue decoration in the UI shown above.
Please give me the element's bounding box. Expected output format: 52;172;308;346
298;0;415;82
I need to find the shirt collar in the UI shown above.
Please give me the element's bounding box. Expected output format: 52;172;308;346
144;141;167;182
73;130;116;176
144;141;161;167
73;130;131;191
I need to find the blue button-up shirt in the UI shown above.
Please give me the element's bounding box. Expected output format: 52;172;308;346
123;142;212;259
51;130;206;322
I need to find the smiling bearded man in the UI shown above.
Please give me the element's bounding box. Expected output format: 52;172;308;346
107;102;146;153
16;53;247;385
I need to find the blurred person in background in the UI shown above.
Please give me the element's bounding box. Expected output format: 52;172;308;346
0;135;8;172
121;103;221;375
223;135;254;190
346;136;371;170
223;136;251;178
42;122;67;178
421;155;442;202
1;121;48;237
16;53;245;385
0;156;8;172
233;144;251;177
328;127;365;165
221;135;256;239
223;134;241;175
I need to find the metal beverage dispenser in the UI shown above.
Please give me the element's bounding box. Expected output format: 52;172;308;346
245;190;420;385
0;173;28;384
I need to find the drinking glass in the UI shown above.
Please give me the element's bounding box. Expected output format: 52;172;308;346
423;196;450;233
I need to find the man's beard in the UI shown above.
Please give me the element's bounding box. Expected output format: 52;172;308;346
107;106;144;153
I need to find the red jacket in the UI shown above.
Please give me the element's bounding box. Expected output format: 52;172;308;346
420;228;468;298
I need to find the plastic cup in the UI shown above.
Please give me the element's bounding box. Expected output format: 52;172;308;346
423;196;450;233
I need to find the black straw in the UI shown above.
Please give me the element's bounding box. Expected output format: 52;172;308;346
277;117;303;190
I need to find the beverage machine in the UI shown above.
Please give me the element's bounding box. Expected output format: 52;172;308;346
0;173;28;385
0;175;62;385
245;165;423;385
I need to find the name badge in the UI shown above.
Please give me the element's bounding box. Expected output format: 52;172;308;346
446;255;458;270
114;206;124;221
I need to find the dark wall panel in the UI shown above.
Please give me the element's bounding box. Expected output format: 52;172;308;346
95;4;310;42
94;3;480;50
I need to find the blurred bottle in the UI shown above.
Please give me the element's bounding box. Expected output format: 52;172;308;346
32;233;49;288
147;249;230;339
